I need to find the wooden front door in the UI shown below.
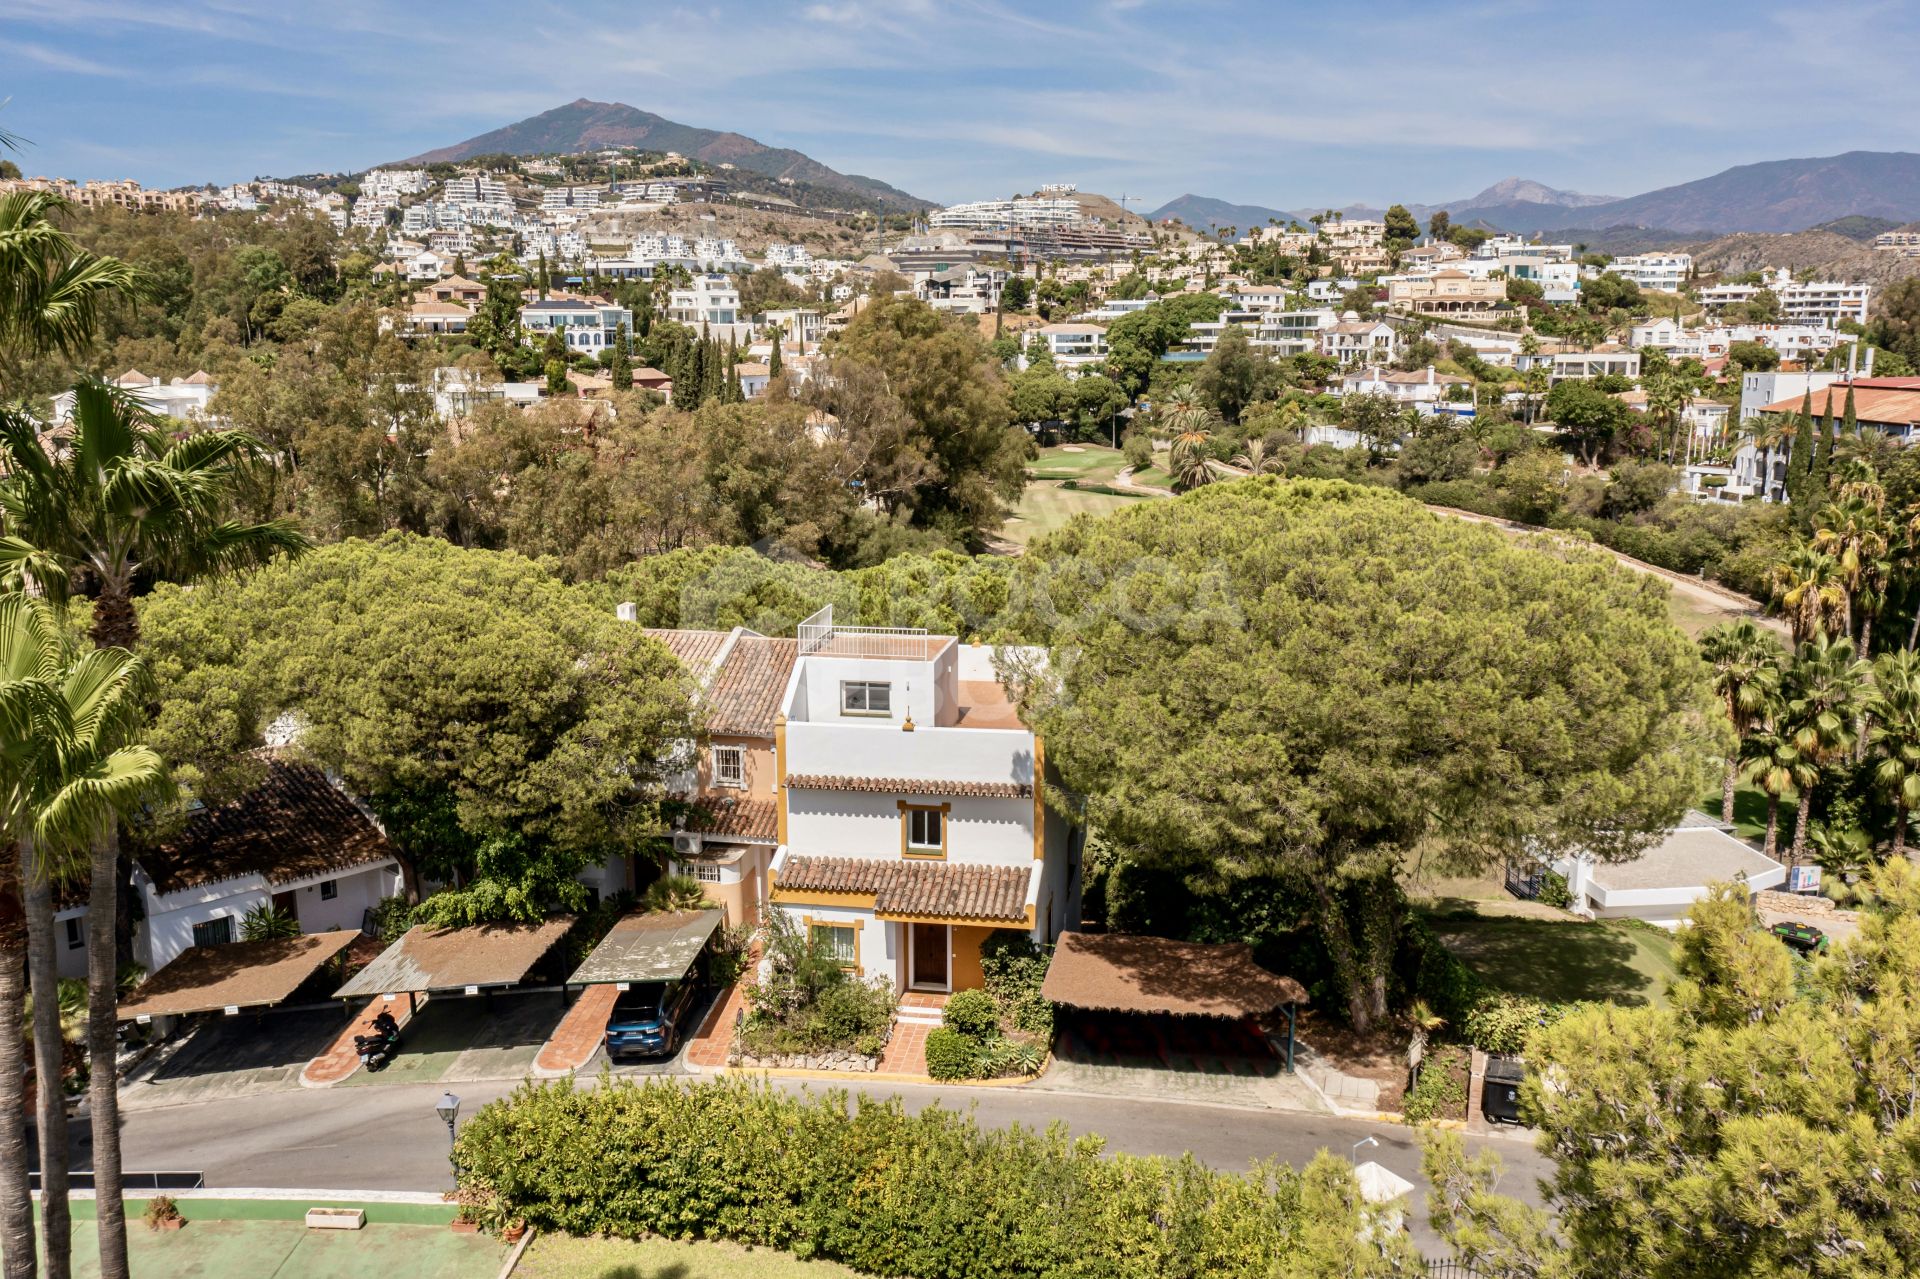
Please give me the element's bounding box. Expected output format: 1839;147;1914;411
909;923;949;991
272;889;299;925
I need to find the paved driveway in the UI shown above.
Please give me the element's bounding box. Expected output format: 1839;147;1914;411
1031;1013;1329;1112
122;1008;348;1109
338;989;569;1088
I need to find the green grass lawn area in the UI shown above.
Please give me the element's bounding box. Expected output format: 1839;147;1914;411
1025;443;1128;483
520;1233;866;1279
57;1213;499;1278
1694;781;1794;846
1131;463;1175;491
1429;915;1680;1008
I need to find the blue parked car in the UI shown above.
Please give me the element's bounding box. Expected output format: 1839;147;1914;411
603;979;699;1061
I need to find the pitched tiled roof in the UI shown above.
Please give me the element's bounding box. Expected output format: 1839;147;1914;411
778;856;1031;922
707;637;796;737
134;754;395;897
786;774;1031;799
642;627;728;672
686;798;778;843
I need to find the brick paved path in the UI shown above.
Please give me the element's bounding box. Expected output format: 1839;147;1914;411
300;996;414;1087
533;985;618;1077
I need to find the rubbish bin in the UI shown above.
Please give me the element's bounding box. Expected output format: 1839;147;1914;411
1482;1055;1525;1125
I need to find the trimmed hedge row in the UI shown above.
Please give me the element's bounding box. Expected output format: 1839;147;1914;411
453;1076;1325;1279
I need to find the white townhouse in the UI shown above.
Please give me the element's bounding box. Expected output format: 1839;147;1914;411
518;298;635;354
767;610;1081;994
126;753;404;974
53;369;218;425
668;275;752;343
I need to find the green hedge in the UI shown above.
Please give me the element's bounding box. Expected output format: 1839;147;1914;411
924;1026;979;1080
1406;914;1569;1055
454;1077;1334;1279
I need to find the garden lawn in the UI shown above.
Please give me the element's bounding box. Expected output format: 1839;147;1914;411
518;1232;866;1279
1428;915;1680;1008
1694;781;1796;847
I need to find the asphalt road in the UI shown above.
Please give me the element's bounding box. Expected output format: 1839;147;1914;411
110;1075;1551;1251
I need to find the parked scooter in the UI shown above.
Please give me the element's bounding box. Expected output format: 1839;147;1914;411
354;1010;401;1071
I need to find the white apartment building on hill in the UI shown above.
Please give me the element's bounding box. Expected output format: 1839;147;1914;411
930;197;1085;231
1697;268;1871;325
1607;253;1692;293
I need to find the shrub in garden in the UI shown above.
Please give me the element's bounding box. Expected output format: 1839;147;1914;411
942;988;999;1039
452;1076;1417;1277
739;912;894;1057
1463;993;1571;1055
979;931;1055;1039
924;1027;979;1081
1403;1044;1469;1123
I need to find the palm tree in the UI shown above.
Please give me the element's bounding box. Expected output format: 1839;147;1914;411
0;383;309;647
0;597;161;1279
1812;490;1889;647
1869;650;1920;859
1742;719;1806;862
1230;438;1284;477
0;191;148;378
1160;387;1216;493
1769;545;1847;646
1778;634;1870;867
0;388;296;1279
1698;621;1782;824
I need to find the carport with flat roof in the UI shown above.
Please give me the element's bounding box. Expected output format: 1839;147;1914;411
332;916;574;1004
119;931;361;1022
567;908;723;986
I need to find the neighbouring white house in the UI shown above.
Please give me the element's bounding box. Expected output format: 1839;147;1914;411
1319;314;1398;366
518;298;635;355
760;307;824;351
1606;252;1693;293
734;362;772;399
53;370;218;425
1029;322;1109;371
1547;810;1785;927
667;274;752;343
125;753;404;973
767;608;1082;994
1338;365;1473;408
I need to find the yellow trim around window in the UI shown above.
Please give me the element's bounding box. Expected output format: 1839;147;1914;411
898;800;951;859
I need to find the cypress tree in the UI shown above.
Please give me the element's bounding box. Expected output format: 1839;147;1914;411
609;322;632;391
1803;396;1835;531
685;339;706;411
1842;384;1858;439
1785;389;1814;510
769;337;783;378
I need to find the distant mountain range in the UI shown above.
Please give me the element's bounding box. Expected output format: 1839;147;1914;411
1149;152;1920;238
393;99;931;212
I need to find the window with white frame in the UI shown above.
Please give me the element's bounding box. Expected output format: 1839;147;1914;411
905;805;944;855
811;923;857;965
841;681;892;716
712;744;746;787
319;879;339;901
685;861;722;883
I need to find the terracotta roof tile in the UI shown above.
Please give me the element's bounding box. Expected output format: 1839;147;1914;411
134;754;395;897
642;627;728;672
778;856;1031;922
686;797;777;843
706;637;796;738
785;774;1031;799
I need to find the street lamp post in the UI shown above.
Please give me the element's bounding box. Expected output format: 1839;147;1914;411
435;1091;462;1153
1350;1135;1379;1167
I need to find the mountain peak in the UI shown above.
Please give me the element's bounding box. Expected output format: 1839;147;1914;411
392;101;931;211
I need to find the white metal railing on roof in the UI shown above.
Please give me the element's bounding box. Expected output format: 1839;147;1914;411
796;604;934;660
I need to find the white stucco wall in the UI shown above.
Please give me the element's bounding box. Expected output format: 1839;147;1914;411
778;901;897;983
785;722;1034;789
786;791;1032;865
291;864;403;933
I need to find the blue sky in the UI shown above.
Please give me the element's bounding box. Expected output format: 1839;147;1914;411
5;0;1918;210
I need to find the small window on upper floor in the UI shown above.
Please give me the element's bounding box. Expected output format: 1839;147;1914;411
713;745;746;788
319;879;339;901
841;681;892;717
